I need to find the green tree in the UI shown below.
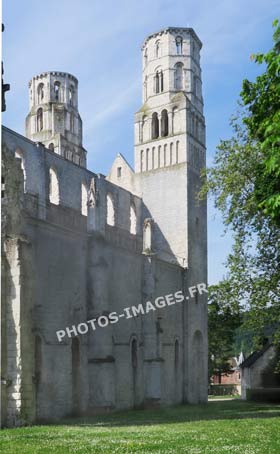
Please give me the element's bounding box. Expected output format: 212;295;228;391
241;19;280;224
208;281;241;383
201;20;280;362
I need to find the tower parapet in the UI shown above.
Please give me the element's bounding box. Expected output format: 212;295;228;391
25;71;87;167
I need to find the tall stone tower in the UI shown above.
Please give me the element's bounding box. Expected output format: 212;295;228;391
134;27;206;267
134;28;208;403
25;71;87;167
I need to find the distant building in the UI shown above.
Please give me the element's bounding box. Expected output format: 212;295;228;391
240;344;278;399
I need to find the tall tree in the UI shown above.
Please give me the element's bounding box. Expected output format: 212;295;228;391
201;21;280;362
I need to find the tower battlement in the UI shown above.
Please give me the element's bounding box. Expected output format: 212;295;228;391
25;71;87;167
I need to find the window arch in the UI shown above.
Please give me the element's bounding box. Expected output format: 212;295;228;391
69;86;74;106
131;338;137;369
170;142;173;165
70;112;74;132
130;203;137;235
140;150;144;172
146;148;149;171
49;143;54;151
155;40;161;58
176;36;183;54
176;140;180;163
154;70;163;94
54;82;61;101
81;183;88;216
144;48;148;66
106;193;115;226
37;83;44;103
151;112;159;139
36;108;43;132
15;149;26;192
174;62;184;90
161;109;168;137
49;167;59;205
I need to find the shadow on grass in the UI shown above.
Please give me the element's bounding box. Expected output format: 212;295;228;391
51;400;280;428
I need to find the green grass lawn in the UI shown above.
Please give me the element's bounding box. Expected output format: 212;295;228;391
1;400;280;454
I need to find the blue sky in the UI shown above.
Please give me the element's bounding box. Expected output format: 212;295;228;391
2;0;279;284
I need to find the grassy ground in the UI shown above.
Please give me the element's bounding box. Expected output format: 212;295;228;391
1;400;280;454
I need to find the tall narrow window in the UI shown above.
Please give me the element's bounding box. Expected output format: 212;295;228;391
70;112;74;132
69;86;74;106
49;167;59;205
160;71;164;92
49;143;54;151
164;144;167;166
146;149;149;171
130;203;137;235
152;147;155;169
144;76;148;101
176;141;179;163
81;183;88;216
15;150;26;192
174;62;183;90
155;40;160;58
161;109;168;137
140;150;144;172
106;193;115;226
176;36;183;54
54;82;60;102
151;112;159;139
155;71;160;94
170;142;173;165
144;48;148;66
37;83;44;103
37;108;43;132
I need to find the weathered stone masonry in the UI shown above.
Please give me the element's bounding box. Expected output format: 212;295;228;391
1;27;208;427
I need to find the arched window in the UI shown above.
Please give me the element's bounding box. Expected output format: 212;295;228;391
15;149;26;192
69;86;74;106
174;62;184;90
170;142;173;165
70;112;74;132
130;203;137;234
37;83;44;103
152;147;155;169
81;183;88;216
36;108;43;132
106;193;115;226
146;148;149;171
144;76;148;101
160;71;164;92
144;48;148;66
151;112;159;139
140;150;144;172
176;140;179;163
131;339;137;369
155;71;159;94
155;40;161;58
176;36;183;54
54;82;60;102
161;109;168;137
65;149;72;161
49;167;59;205
154;70;163;94
164;144;167;166
49;143;54;151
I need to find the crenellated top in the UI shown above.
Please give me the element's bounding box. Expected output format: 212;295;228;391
141;27;202;50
